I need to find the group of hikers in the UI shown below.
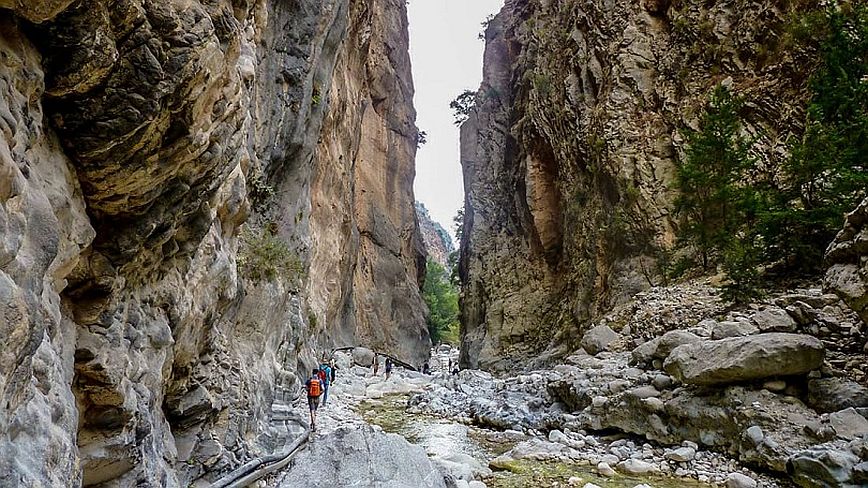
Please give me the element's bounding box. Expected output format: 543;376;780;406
302;353;396;430
302;351;460;430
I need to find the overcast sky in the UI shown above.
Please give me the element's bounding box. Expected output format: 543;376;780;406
408;0;504;244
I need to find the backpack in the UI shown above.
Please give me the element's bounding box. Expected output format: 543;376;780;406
317;369;327;385
308;377;322;397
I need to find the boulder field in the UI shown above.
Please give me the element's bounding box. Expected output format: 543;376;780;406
411;284;868;487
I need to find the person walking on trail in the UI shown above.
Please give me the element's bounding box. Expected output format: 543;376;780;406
304;368;323;430
319;361;332;405
385;357;393;380
372;354;379;376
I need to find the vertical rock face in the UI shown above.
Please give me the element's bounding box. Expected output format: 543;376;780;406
0;0;427;486
459;0;814;370
826;198;868;325
416;202;455;268
308;0;429;367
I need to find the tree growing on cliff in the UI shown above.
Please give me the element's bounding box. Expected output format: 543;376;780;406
674;85;755;270
450;90;477;125
759;3;868;272
422;258;459;344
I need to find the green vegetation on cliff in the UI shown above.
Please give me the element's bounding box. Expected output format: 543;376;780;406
761;2;868;272
422;258;460;344
673;3;867;301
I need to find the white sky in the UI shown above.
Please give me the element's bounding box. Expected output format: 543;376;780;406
408;0;504;243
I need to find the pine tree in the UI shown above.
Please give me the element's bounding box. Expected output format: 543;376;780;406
675;85;755;270
761;3;868;272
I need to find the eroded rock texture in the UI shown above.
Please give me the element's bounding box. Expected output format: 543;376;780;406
0;0;427;486
459;0;815;370
826;197;868;326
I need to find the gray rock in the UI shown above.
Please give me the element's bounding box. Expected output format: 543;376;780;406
278;425;446;487
807;378;868;413
652;374;675;390
664;446;696;462
712;321;759;340
663;333;825;386
825;197;868;324
631;330;702;366
725;473;757;488
581;325;620;355
750;306;797;332
853;461;868;484
353;347;375;367
788;446;861;487
829;408;868;440
746;426;764;446
617;459;658;475
597;461;615;477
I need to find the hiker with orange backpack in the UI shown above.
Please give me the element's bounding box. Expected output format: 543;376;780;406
304;368;324;430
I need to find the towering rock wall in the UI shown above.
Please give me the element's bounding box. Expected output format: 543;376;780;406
459;0;816;370
0;0;427;486
308;0;429;367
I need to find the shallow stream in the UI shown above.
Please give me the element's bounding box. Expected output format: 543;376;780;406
357;394;716;488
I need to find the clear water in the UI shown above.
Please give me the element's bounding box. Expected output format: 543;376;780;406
357;395;717;488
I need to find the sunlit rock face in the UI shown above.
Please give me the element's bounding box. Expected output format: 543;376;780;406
459;0;814;370
0;0;427;485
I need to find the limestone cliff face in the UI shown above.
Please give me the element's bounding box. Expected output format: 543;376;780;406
415;202;455;268
459;0;815;370
0;0;426;486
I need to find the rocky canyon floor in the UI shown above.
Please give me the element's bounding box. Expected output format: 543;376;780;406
262;279;867;488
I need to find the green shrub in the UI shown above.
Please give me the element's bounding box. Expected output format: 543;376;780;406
238;226;304;283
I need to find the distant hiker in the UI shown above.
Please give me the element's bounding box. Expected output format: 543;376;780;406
451;367;459;376
329;359;337;383
372;354;379;376
385;357;394;380
422;362;431;375
448;359;453;371
304;368;323;430
319;361;332;405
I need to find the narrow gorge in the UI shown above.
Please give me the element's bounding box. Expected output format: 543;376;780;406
1;0;866;487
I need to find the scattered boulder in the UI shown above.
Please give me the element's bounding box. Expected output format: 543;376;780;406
745;426;764;446
750;306;797;333
788;445;862;487
581;325;620;355
712;321;759;340
664;446;696;462
663;333;825;386
726;472;757;488
828;408;868;440
807;378;868;413
631;330;701;367
352;347;375;367
597;461;615;477
617;459;658;475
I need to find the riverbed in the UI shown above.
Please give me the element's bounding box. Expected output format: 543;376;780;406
357;394;718;488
